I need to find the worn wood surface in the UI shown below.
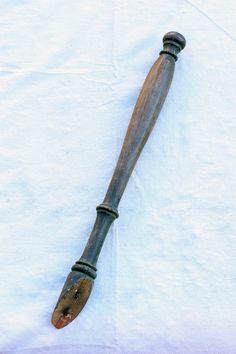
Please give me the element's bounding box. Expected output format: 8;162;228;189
51;31;186;329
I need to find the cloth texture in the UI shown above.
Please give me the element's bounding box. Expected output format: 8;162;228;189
0;1;236;353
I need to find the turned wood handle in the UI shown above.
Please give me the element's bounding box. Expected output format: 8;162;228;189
52;31;186;329
80;31;186;265
103;32;185;209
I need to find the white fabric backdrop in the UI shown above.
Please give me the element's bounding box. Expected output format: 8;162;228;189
0;1;235;353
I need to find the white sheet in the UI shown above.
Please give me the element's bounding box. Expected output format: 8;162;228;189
0;1;236;353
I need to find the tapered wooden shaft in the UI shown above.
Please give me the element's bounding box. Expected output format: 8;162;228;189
79;31;185;266
52;31;186;329
104;53;174;208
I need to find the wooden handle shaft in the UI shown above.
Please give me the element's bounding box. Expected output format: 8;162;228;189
104;54;175;208
79;31;186;266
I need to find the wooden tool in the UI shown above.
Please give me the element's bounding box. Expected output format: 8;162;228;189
51;31;186;329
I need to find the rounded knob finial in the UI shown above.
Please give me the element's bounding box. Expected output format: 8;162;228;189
163;31;186;51
161;31;186;61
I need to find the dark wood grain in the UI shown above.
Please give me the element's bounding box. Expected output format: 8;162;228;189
51;31;186;329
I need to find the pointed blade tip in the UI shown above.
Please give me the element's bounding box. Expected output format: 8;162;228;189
51;272;94;329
